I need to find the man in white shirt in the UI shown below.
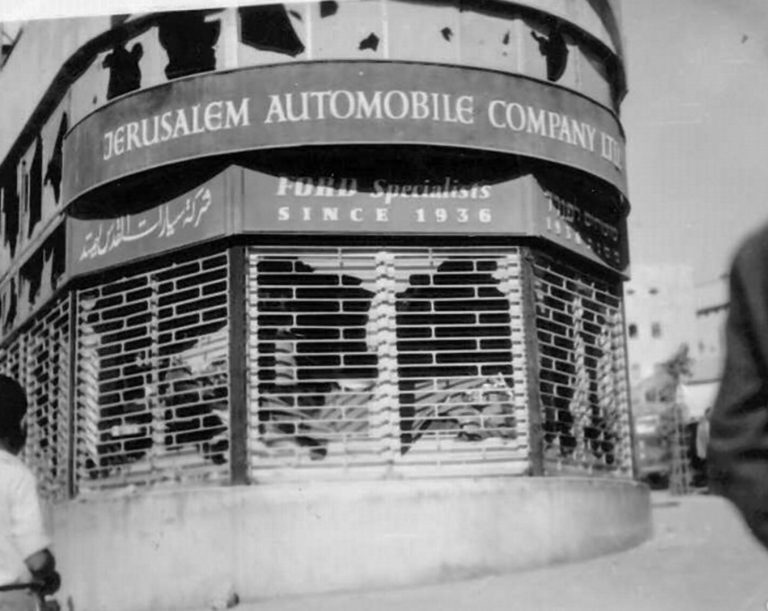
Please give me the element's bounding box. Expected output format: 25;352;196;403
0;375;59;610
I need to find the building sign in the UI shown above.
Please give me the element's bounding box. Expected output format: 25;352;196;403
66;165;626;275
240;168;627;272
62;62;627;208
242;172;524;234
536;189;628;273
67;169;230;276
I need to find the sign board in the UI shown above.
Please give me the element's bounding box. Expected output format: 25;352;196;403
66;165;627;276
67;168;230;276
241;170;535;235
62;62;627;208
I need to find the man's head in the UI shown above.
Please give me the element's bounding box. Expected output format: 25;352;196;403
0;375;27;454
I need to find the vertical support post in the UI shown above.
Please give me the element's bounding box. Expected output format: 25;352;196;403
228;245;249;485
619;291;639;480
370;251;400;471
520;248;545;476
500;252;530;464
67;290;78;499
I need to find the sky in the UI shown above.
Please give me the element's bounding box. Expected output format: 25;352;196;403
2;0;766;283
621;0;768;282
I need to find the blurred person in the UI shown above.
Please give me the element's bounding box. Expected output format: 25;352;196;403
709;228;768;548
694;407;711;487
0;375;60;610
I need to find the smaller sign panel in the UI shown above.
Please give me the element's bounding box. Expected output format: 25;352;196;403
67;169;230;277
532;187;628;273
241;170;534;236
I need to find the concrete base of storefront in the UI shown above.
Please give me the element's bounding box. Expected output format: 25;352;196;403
51;477;651;611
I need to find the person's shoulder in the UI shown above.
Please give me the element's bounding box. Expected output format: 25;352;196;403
0;450;36;482
735;223;768;260
733;222;768;268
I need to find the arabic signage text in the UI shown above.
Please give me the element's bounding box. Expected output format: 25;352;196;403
68;170;228;276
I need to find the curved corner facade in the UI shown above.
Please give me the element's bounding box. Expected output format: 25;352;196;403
0;2;645;609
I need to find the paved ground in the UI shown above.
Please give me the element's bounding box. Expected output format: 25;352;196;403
241;490;768;611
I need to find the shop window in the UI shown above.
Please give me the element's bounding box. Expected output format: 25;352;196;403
103;42;143;100
651;322;662;338
395;258;515;448
533;255;622;468
248;249;519;469
255;257;378;459
239;5;305;57
158;11;221;80
74;252;231;488
628;323;638;338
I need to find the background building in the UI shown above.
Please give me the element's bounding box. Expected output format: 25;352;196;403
624;264;697;386
0;2;649;609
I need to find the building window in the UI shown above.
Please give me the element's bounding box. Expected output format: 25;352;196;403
628;323;638;338
651;322;662;338
649;287;659;295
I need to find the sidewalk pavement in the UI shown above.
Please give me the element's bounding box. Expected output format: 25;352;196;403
241;490;768;611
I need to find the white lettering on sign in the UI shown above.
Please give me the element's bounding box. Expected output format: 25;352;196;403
103;99;251;160
263;90;475;125
273;176;492;205
544;190;622;266
79;187;213;260
276;176;359;197
488;101;597;154
97;88;623;176
274;204;492;226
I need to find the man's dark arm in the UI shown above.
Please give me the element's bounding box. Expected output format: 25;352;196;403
25;549;60;595
709;234;768;548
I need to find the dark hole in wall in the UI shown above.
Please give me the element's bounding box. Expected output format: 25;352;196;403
158;11;221;80
3;278;18;335
18;226;65;318
1;166;19;258
103;42;143;100
531;23;569;82
28;136;42;239
319;1;338;18
44;113;68;204
239;5;305;57
358;33;379;52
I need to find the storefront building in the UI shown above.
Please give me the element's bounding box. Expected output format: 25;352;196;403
0;2;649;609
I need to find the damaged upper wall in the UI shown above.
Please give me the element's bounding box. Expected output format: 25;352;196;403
0;0;627;337
62;1;625;131
0;17;111;168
